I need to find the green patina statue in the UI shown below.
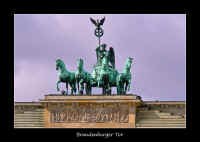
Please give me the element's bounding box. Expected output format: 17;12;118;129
95;43;115;69
56;17;134;95
56;59;76;95
116;57;133;94
75;58;92;95
90;17;105;47
97;52;111;94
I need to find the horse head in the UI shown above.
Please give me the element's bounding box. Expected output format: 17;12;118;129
77;58;83;71
124;57;133;72
56;59;64;71
128;57;133;62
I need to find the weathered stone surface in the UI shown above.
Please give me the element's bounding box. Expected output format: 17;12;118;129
135;102;186;128
41;95;139;102
14;105;45;128
40;95;141;128
136;123;186;128
14;98;186;128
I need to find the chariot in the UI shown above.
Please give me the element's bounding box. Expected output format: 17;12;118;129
56;17;133;95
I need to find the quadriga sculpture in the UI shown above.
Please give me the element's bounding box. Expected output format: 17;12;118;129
55;17;134;95
75;58;92;95
116;57;133;94
56;59;76;95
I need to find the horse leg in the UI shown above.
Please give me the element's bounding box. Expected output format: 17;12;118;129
87;82;92;95
56;80;61;92
109;82;112;95
85;85;88;95
77;80;80;93
121;83;124;95
117;86;119;94
124;81;128;95
123;83;126;95
117;75;123;95
89;86;92;95
122;83;125;94
80;80;84;95
71;75;75;95
69;82;73;95
73;82;77;95
66;82;68;95
116;79;120;95
72;81;76;95
108;87;111;95
86;83;91;95
86;84;89;95
107;75;110;95
106;82;109;95
118;81;122;95
102;87;105;95
107;83;111;95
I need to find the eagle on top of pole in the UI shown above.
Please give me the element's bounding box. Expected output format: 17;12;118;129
90;17;115;69
90;17;105;47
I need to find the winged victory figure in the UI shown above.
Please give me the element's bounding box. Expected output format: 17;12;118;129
108;46;115;69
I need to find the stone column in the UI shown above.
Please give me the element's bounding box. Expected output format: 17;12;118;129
43;103;50;128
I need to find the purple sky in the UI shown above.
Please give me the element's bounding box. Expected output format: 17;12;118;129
14;14;186;102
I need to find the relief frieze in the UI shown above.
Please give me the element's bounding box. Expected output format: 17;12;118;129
50;103;129;123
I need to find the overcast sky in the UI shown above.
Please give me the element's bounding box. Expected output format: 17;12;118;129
14;14;186;102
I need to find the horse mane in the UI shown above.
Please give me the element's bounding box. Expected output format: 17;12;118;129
56;59;66;69
77;58;84;71
122;58;133;72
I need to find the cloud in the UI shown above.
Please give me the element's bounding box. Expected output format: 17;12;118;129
14;14;186;101
14;61;55;101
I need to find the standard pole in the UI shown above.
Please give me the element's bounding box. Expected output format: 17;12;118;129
98;37;101;47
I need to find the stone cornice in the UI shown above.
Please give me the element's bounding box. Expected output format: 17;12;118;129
143;101;185;105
